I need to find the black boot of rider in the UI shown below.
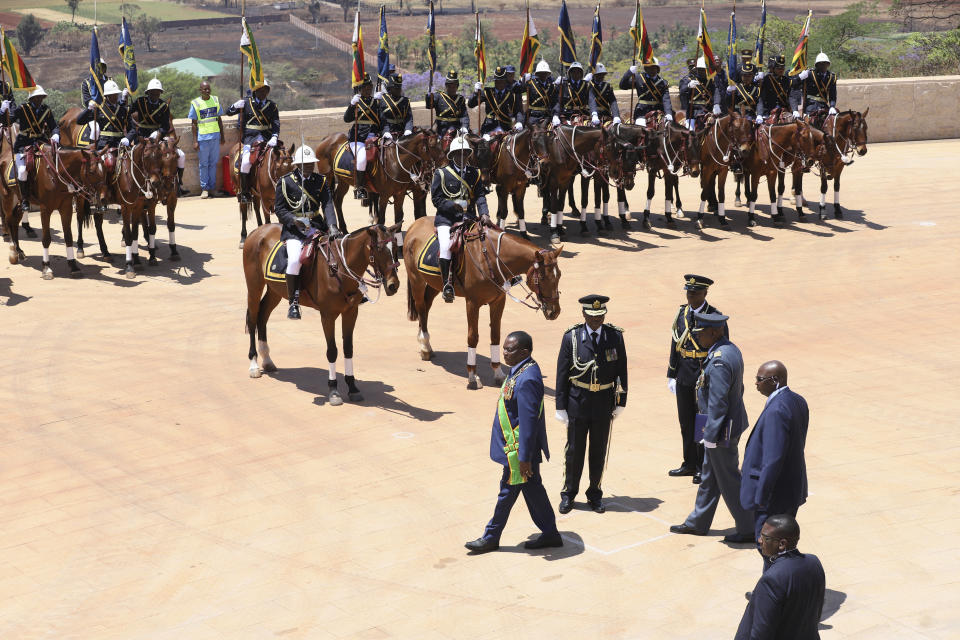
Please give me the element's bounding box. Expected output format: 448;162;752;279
239;172;252;203
286;274;302;319
177;168;190;196
439;258;455;303
18;180;30;211
354;171;369;202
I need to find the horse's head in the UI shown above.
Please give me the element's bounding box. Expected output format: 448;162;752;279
726;111;754;152
678;125;701;178
138;138;163;185
275;141;295;176
158;137;179;184
603;126;640;190
367;223;401;296
529;120;552;163
852;108;869;156
471;136;492;183
527;245;563;321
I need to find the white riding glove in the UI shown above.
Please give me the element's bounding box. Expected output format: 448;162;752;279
552;115;561;126
121;88;129;101
0;100;9;113
267;135;278;147
688;79;700;87
233;99;246;109
584;73;593;83
702;439;718;449
665;113;673;122
755;71;765;81
792;110;801;118
404;129;412;136
828;107;837;115
458;126;469;134
726;85;735;94
120;137;130;147
514;122;523;131
51;133;60;144
629;65;637;74
612;116;621;124
350;94;361;105
523;73;531;82
453;198;469;211
555;409;569;424
474;82;482;92
482;133;491;142
635;117;646;126
756;115;763;124
554;77;563;86
667;378;677;394
383;130;393;140
799;69;810;80
88;100;97;109
713;104;721;115
374;91;383;100
591;112;600;126
612;406;625;420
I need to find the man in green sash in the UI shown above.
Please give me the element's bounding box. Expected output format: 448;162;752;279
465;331;563;554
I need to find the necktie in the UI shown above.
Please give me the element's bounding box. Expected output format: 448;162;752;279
591;331;599;350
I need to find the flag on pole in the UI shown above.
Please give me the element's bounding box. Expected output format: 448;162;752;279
240;17;264;90
1;27;36;89
377;5;390;84
88;27;104;103
351;10;365;87
697;8;719;80
789;10;812;76
518;4;540;76
629;4;653;64
589;2;602;72
474;13;487;83
558;0;577;68
727;10;737;76
118;17;138;97
753;0;766;67
426;0;437;73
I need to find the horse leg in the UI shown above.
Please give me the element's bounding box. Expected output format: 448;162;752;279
374;194;386;226
512;186;528;238
592;180;606;233
465;298;483;390
673;178;684;218
239;201;249;249
6;197;24;264
392;195;405;262
735;174;743;207
664;173;676;224
145;211;159;266
40;208;54;280
489;295;506;385
548;181;562;244
578;176;590;236
93;207;109;259
131;211;143;270
166;197;180;261
335;186;349;233
496;184;508;228
61;207;81;278
716;171;728;226
256;289;282;375
253;198;263;227
341;306;363;402
566;179;580;218
768;172;782;223
76;200;86;259
832;173;843;219
643;171;656;228
413;190;427;220
321;313;344;406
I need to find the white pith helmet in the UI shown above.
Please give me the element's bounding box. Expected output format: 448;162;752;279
147;77;164;92
696;56;706;69
535;59;551;75
103;80;122;96
293;146;316;165
447;136;473;158
29;86;47;98
815;51;830;64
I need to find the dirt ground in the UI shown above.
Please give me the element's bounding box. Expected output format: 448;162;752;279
1;139;958;638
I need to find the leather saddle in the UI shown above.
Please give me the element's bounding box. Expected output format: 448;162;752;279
298;229;338;275
366;139;378;166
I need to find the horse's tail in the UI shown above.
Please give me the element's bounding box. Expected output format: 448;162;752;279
78;199;92;229
406;275;419;322
244;308;250;335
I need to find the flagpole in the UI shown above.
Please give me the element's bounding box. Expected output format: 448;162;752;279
475;12;482;134
352;0;360;194
240;0;246;100
630;0;638;120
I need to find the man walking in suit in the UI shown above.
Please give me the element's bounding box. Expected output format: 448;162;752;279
465;331;563;554
670;312;754;541
735;514;826;640
742;360;810;570
555;295;629;515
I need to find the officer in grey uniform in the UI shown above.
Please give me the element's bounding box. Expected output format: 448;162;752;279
670;311;754;541
555;294;628;514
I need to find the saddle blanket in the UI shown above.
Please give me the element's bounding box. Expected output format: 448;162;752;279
4;157;41;186
415;233;465;278
264;240;288;283
333;142;378;179
74;123;96;148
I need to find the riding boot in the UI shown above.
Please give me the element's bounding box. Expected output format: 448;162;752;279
239;172;252;203
17;180;30;212
177;168;190;196
439;258;455;303
286;274;302;319
354;170;368;203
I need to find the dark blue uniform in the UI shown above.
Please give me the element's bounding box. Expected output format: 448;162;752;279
587;79;620;121
81;72;107;106
430;163;489;227
524;76;558;125
225;96;281;145
796;70;837;115
556;322;628;504
343;96;382;142
12;102;59;153
425;90;469;136
619;70;672;120
680;76;721;122
555;78;591;120
758;73;794;118
274;169;339;242
735;548;826;640
377;92;413;136
76;100;131;150
128;95;172;139
468;85;522;134
729;80;761;116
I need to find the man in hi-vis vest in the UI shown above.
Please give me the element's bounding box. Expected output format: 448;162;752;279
189;81;225;199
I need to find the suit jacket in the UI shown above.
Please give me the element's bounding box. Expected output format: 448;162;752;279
490;358;549;465
735;549;825;640
556;323;628;420
741;387;809;513
696;338;749;443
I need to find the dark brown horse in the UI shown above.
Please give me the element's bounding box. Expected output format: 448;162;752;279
103;140;162;277
403;216;563;389
243;223;401;405
694;112;755;228
629;119;701;227
230;141;294;249
794;109;869;219
478;128;538;238
742;120;818;225
0;136;24;259
140;135;183;264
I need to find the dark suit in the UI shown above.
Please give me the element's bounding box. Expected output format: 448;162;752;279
556;323;628;502
735;548;825;640
482;357;558;542
741;387;810;565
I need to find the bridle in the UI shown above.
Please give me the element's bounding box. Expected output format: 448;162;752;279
382;132;426;185
328;225;398;304
115;142;158;204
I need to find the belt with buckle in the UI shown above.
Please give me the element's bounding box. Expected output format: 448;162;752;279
246;124;270;130
679;348;708;358
571;379;614;392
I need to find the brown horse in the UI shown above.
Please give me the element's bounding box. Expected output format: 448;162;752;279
140;135;183;264
636;120;701;227
0;136;24;257
104;140;162;277
403;216;563;389
694;112;755;228
473;128;538;238
243;223;401;404
793;109;869;220
230;141;294;249
742;120;818;225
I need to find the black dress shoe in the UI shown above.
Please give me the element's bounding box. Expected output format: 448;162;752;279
588;500;605;514
558;496;573;514
670;524;705;536
524;533;564;549
745;591;752;601
464;537;499;553
668;465;696;477
692;472;702;484
723;533;756;544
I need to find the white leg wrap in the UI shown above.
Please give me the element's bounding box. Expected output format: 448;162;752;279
394;232;403;247
749;202;756;214
148;235;155;249
819;193;826;206
664;200;672;214
125;244;132;261
602;202;608;216
699;200;706;214
593;207;601;221
618;201;627;216
644;198;652;211
42;247;50;262
436;225;452;260
344;358;354;377
777;195;783;208
169;231;176;245
718;203;725;217
176;148;186;169
518;219;526;232
795;194;804;208
551;212;560;228
249;357;259;373
328;363;337;381
285;238;304;275
579;208;586;222
467;347;477;367
834;190;839;204
490;344;500;365
66;246;75;260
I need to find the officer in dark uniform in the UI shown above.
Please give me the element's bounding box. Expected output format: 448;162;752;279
578;62;622;235
426;70;470;138
469;66;523;137
619;57;673;127
677;58;697;112
524;59;558;126
274;145;340;320
81;58;108;106
344;72;381;202
10;86;60;212
226;79;281;202
376;73;413;141
430;136;490;303
757;55;793;121
76;79;131;151
555;294;628;514
795;51;838;118
728;62;761;123
128;77;189;196
729;48;755;84
667;274;726;484
680;57;722;131
553;61;592;224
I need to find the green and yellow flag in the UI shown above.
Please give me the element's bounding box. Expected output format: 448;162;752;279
240;17;264;90
1;27;36;89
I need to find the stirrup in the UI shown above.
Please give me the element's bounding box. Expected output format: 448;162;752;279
354;187;368;200
288;299;301;320
442;284;455;303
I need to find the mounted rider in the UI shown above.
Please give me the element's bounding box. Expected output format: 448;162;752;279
0;80;16;138
376;73;413;142
76;80;132;154
619;57;673;128
677;58;697;112
727;62;761;123
7;86;60;212
81;58;109;106
430;136;490;303
680;57;722;131
128;78;189;196
728;48;757;84
469;66;524;138
226;78;281;203
425;70;470;139
552;62;591;126
524;60;558;127
586;63;621;127
757;55;793;121
344;72;381;203
795;51;838;119
274;145;340;320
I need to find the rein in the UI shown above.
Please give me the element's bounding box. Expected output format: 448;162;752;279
39;145;100;202
828;113;857;165
554;126;597;178
460;225;555;312
328;226;397;303
115;144;156;204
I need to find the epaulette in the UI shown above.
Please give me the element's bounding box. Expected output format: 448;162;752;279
605;323;624;333
565;322;583;333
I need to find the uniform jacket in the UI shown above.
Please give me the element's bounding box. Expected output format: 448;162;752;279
555;323;628;420
794;71;837;111
587;80;620;119
740;387;810;512
555;79;591;118
696;337;749;444
524;78;558;119
430;163;489;225
490;357;549;464
226;96;281;144
729;80;761;114
81;74;107;106
76;101;131;149
12;102;59;152
735;549;825;640
377;92;413;134
667;302;726;387
619;71;672;116
758;74;793;116
469;86;523;130
274;169;339;241
426;90;469;132
681;77;722;114
129;96;172;138
343;96;382;141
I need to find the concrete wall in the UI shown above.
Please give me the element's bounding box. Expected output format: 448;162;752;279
172;75;960;193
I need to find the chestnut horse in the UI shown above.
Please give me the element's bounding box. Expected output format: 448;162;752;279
793;109;869;220
243;223;401;405
105;140;162;277
403;216;563;389
742;120;818;226
694;112;755;228
230;141;294;248
638;120;701;227
141;135;183;264
475;128;538;238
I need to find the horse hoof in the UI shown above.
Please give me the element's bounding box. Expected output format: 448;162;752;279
169;251;181;262
249;368;262;379
642;218;652;230
76;249;85;259
696;219;704;230
238;240;246;249
735;199;743;207
262;361;277;373
125;264;135;279
42;270;54;281
466;378;483;390
329;390;344;406
23;227;36;239
419;350;433;361
550;234;560;245
348;391;364;402
8;249;18;265
748;219;758;228
148;256;158;267
69;269;82;279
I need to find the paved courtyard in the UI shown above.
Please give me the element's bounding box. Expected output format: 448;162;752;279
1;139;957;639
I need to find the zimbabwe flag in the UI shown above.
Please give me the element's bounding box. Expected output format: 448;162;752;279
1;27;36;89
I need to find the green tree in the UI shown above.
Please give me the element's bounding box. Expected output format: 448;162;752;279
908;28;960;74
15;14;44;56
65;0;82;23
135;14;162;52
